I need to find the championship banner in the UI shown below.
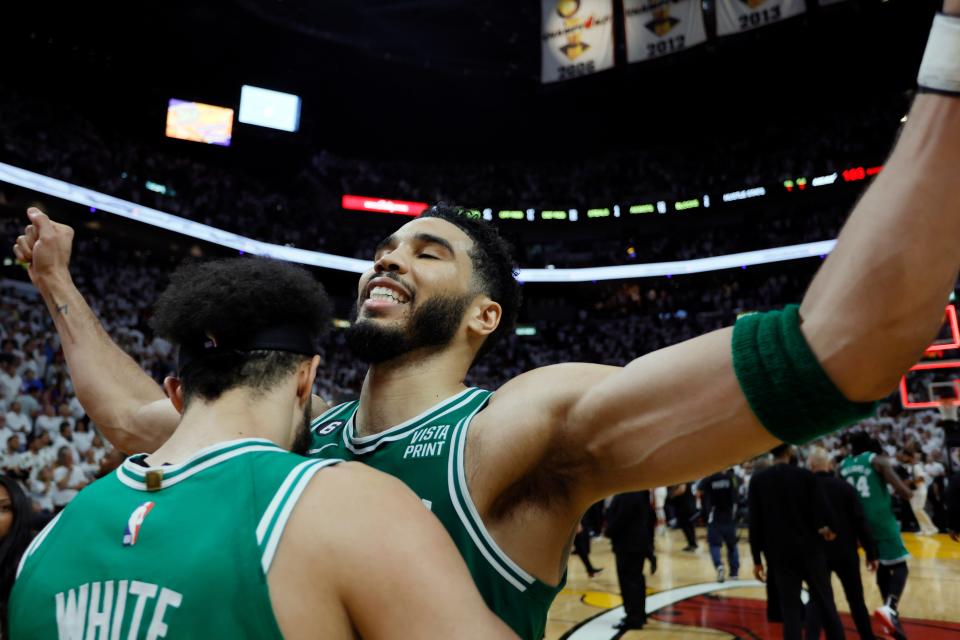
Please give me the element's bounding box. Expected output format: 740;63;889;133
624;0;707;64
716;0;806;37
541;0;615;83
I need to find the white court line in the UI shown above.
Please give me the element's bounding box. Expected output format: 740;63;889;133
563;580;765;640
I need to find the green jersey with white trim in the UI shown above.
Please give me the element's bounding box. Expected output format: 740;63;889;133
839;452;903;541
309;387;564;640
10;438;339;639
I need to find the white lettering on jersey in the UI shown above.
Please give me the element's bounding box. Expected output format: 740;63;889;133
403;425;452;459
54;581;182;640
55;583;88;640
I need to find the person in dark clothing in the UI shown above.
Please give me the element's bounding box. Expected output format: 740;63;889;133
606;490;656;631
806;446;879;640
948;469;960;542
573;513;603;578
749;444;844;640
668;483;698;551
700;468;740;582
749;455;783;623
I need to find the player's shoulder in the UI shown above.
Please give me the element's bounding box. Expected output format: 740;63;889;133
296;461;419;516
289;461;436;553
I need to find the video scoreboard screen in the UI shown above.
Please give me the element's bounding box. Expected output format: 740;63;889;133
165;99;234;147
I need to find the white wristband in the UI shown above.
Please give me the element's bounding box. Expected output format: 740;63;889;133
918;13;960;95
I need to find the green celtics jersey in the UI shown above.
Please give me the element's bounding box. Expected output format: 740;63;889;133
10;438;339;639
309;387;564;640
839;452;904;543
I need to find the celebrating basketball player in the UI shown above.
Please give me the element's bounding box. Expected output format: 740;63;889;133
13;3;960;636
7;258;515;639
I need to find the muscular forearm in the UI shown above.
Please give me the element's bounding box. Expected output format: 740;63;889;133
37;273;172;451
800;93;960;401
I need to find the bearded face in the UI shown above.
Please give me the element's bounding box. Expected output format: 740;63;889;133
346;279;474;364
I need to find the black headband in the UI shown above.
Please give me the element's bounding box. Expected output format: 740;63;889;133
176;324;317;375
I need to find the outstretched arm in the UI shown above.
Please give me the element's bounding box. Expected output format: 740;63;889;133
482;2;960;507
14;209;174;453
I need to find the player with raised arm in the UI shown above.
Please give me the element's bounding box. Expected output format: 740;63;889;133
13;5;960;636
8;258;515;640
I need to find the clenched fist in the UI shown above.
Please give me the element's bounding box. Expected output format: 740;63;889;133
12;207;75;289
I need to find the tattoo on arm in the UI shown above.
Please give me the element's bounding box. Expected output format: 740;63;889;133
56;304;68;315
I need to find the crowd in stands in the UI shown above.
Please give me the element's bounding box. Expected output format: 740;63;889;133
0;84;905;268
0;78;954;536
1;211;956;530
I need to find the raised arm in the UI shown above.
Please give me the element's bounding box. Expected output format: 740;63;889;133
14;210;331;454
485;4;960;505
14;209;175;453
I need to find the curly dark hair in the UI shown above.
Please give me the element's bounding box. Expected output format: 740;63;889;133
150;258;331;405
420;204;521;361
846;431;883;456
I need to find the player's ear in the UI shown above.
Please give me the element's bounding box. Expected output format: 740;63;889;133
467;296;501;339
163;376;186;414
296;355;321;404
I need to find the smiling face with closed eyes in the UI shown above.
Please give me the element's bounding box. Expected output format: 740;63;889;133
345;217;491;364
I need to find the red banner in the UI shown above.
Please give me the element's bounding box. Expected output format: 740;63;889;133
341;195;428;216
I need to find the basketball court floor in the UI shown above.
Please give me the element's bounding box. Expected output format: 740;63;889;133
547;530;960;639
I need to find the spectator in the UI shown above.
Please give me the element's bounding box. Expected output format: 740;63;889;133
51;446;87;511
606;491;656;632
749;444;843;640
28;465;55;517
33;404;59;437
700;468;740;583
56;402;75;430
72;417;94;456
806;445;879;640
0;435;22;476
3;402;29;439
15;386;41;419
0;356;22;403
668;482;699;552
948;469;960;542
20;433;55;483
52;422;79;464
909;449;938;535
0;475;34;637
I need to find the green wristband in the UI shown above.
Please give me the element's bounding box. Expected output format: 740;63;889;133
732;305;877;445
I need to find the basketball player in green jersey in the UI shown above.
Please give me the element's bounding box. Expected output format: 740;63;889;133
840;432;915;640
15;9;960;633
8;257;515;640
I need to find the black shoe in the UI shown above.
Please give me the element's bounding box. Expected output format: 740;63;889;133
649;555;657;575
614;617;646;631
682;545;697;552
588;567;604;578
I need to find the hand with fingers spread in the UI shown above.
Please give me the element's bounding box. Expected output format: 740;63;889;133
13;207;75;291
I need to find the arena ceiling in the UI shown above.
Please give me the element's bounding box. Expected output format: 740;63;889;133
0;0;940;159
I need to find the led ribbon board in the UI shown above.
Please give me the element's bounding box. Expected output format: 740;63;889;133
0;161;838;283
